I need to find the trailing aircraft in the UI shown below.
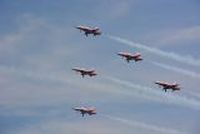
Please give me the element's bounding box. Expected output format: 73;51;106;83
76;25;101;37
72;67;97;78
73;107;97;117
118;52;143;63
155;81;181;92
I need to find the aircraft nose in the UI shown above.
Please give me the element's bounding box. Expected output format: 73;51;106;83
75;26;80;29
155;81;159;84
117;52;122;55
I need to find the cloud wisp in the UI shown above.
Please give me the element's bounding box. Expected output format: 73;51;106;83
158;26;200;45
1;65;200;110
0;65;71;85
106;35;200;67
152;62;200;79
103;115;185;134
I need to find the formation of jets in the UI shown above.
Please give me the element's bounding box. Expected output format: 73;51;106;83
73;107;96;117
76;25;101;37
155;81;181;92
73;25;181;117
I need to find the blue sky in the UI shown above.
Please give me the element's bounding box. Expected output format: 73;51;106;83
0;0;200;134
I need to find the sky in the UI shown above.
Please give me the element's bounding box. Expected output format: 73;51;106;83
0;0;200;134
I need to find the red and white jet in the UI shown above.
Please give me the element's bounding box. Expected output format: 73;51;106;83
155;81;181;92
117;52;143;63
76;25;101;37
73;107;97;117
72;67;97;78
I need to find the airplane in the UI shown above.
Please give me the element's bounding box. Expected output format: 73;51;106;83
117;52;143;63
72;67;97;78
76;25;102;37
155;81;181;92
73;107;97;117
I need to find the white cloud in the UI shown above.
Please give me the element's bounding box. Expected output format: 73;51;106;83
152;62;200;79
14;118;129;134
105;115;185;134
13;115;186;134
108;1;131;20
0;65;133;110
0;15;46;54
94;0;131;21
157;26;200;45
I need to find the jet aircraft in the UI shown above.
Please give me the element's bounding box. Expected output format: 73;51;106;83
72;67;97;78
117;52;143;63
76;25;101;37
73;107;97;117
155;81;181;92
